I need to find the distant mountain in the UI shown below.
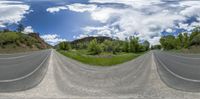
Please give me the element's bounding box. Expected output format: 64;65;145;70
0;31;51;53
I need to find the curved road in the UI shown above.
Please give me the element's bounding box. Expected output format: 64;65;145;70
154;51;200;92
53;50;152;97
0;50;51;92
0;50;200;98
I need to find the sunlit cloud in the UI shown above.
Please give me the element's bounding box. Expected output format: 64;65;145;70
0;0;30;27
47;0;200;45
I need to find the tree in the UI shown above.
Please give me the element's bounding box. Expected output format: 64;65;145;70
151;45;161;50
138;45;146;52
102;40;113;52
112;40;122;54
143;40;150;51
123;38;129;52
59;42;71;50
177;33;184;49
190;27;200;42
3;29;10;32
190;34;200;46
129;36;139;53
17;24;25;33
88;39;102;55
183;33;189;48
160;35;177;50
0;33;5;47
189;27;200;46
159;27;200;50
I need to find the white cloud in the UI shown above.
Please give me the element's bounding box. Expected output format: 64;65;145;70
180;5;200;17
46;6;68;13
148;36;161;45
83;26;113;37
46;3;97;13
0;1;30;27
67;3;97;13
178;23;189;30
197;17;200;21
40;34;67;45
179;1;200;7
23;26;34;34
89;0;163;8
48;0;200;45
187;22;200;32
91;8;122;23
178;21;200;32
73;34;89;39
166;28;173;33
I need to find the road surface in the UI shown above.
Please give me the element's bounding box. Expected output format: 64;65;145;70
0;50;51;92
154;51;200;92
0;50;200;98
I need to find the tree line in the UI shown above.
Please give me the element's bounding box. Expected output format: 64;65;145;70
160;27;200;50
58;36;150;55
58;27;200;52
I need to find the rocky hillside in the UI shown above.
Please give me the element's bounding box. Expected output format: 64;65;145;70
0;31;51;53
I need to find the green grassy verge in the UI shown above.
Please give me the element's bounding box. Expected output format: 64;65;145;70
168;46;200;54
58;50;145;66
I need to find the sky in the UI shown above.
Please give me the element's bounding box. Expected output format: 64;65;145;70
0;0;200;45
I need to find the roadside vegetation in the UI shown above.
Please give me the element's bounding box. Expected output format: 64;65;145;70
0;24;50;53
59;50;143;66
57;36;149;66
159;27;200;53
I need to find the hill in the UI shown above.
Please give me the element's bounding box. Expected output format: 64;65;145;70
0;31;51;53
69;36;113;49
71;36;113;44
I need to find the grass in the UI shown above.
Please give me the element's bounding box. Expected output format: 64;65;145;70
0;43;40;54
168;46;200;54
0;46;40;54
58;50;145;66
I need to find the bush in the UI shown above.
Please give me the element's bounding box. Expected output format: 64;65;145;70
160;35;177;50
143;40;150;51
159;27;200;50
123;40;129;52
0;32;20;45
59;42;71;51
88;39;102;55
151;45;162;50
129;36;139;53
190;34;200;46
102;40;113;52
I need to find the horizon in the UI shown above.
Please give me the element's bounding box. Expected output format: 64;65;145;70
0;0;200;45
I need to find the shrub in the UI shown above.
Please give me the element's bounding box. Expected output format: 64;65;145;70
102;40;113;52
129;36;140;53
190;34;200;46
59;42;71;51
88;39;102;55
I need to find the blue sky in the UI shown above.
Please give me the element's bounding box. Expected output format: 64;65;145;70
0;0;200;45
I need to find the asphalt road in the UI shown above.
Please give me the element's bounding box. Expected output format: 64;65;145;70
1;50;200;98
53;50;152;97
0;50;51;92
154;51;200;92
